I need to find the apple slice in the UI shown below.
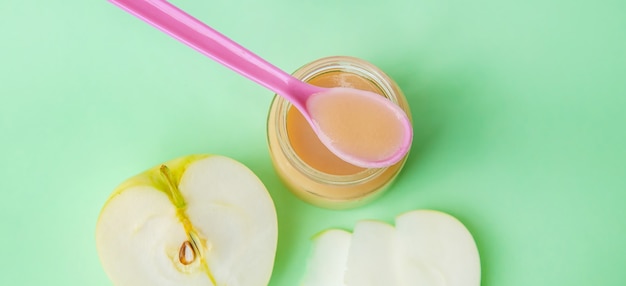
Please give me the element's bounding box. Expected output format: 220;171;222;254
395;210;480;286
95;155;277;286
301;229;352;286
301;210;481;286
344;220;400;286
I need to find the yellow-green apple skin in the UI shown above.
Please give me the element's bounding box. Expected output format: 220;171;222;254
95;155;278;286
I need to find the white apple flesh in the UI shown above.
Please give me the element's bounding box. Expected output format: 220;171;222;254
96;155;278;286
345;220;400;286
301;229;352;286
302;210;481;286
395;210;481;286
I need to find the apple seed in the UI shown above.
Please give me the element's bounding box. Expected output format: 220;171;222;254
179;241;196;265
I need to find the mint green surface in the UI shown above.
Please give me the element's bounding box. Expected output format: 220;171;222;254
1;0;625;285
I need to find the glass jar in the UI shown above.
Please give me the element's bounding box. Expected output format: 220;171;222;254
266;56;412;209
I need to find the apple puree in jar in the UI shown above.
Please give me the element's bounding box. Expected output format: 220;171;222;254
286;71;385;176
267;56;412;209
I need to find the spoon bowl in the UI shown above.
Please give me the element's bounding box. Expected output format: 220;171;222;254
109;0;412;168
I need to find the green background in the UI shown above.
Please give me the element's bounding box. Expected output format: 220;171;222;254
1;0;625;285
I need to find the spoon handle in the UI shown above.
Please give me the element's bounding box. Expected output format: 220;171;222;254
109;0;317;107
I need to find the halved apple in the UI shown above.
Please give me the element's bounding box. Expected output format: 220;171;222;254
95;155;277;286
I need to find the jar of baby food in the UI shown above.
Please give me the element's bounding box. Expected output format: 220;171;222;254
266;56;412;209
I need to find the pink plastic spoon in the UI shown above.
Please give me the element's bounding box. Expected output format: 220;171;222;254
109;0;412;168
